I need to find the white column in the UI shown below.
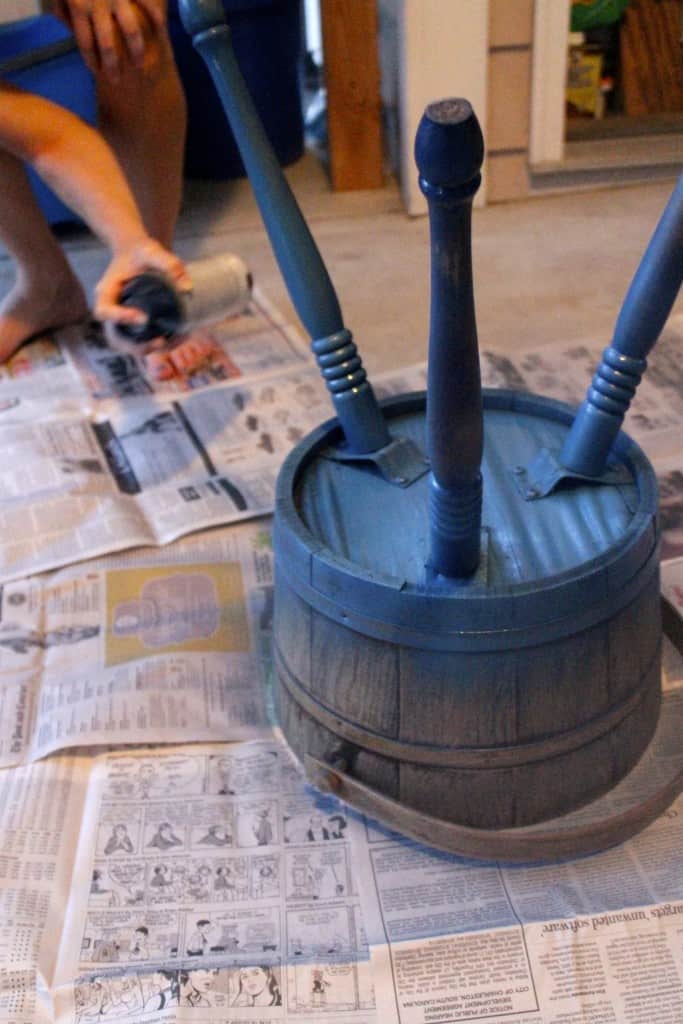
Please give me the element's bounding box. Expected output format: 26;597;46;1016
398;0;490;214
529;0;571;166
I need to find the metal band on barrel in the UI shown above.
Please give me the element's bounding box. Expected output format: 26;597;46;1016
275;641;660;770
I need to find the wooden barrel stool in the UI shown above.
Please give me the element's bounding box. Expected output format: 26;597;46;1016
180;0;683;860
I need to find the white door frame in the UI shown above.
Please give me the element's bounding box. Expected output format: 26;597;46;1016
529;0;571;166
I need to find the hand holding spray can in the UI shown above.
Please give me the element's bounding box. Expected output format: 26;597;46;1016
109;252;253;354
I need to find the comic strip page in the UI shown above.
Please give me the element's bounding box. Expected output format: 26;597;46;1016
0;521;274;767
52;740;376;1024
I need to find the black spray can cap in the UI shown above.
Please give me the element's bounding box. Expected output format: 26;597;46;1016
117;271;185;342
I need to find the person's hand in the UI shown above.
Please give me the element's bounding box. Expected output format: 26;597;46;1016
94;236;191;329
50;0;166;79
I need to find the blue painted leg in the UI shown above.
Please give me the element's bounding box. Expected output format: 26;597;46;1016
178;0;390;455
415;99;485;577
561;173;683;477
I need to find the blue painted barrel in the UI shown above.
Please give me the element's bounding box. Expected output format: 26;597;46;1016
274;390;661;831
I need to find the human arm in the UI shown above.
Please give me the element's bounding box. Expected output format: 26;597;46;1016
0;82;189;326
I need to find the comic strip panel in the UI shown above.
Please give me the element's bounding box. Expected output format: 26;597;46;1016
286;961;375;1014
283;794;350;844
145;859;191;904
80;908;180;966
182;906;280;960
285;846;351;901
186;798;235;851
143;804;190;853
234;798;278;848
96;807;144;858
206;746;280;797
101;753;206;802
286;904;358;959
89;861;146;909
225;964;284;1008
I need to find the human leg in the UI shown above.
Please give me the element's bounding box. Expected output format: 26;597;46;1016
94;4;187;247
0;149;87;362
0;1;186;361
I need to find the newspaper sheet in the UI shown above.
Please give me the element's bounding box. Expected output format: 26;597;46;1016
0;286;321;583
0;519;275;769
0;368;331;584
352;783;683;1024
44;739;375;1024
0;752;89;1024
67;288;310;401
0;334;91;423
478;312;683;464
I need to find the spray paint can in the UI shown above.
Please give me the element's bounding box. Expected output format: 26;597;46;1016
111;252;253;352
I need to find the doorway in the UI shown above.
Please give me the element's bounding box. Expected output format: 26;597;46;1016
530;0;683;189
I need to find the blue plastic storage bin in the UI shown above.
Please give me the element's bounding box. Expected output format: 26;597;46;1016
0;15;96;225
168;0;303;179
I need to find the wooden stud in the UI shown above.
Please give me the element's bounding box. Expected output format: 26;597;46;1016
320;0;385;190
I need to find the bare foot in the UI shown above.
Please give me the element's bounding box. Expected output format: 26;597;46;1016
0;268;88;363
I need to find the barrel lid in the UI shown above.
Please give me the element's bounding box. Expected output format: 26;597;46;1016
275;391;659;650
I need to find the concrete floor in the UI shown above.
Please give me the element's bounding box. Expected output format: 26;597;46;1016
3;152;682;374
173;160;683;375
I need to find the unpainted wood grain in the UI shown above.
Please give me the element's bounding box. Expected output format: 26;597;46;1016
621;0;683;116
310;607;400;736
320;0;385;190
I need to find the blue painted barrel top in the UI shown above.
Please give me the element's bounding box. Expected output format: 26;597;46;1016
275;390;659;651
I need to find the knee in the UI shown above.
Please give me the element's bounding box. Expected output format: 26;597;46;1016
128;8;173;80
98;4;175;88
